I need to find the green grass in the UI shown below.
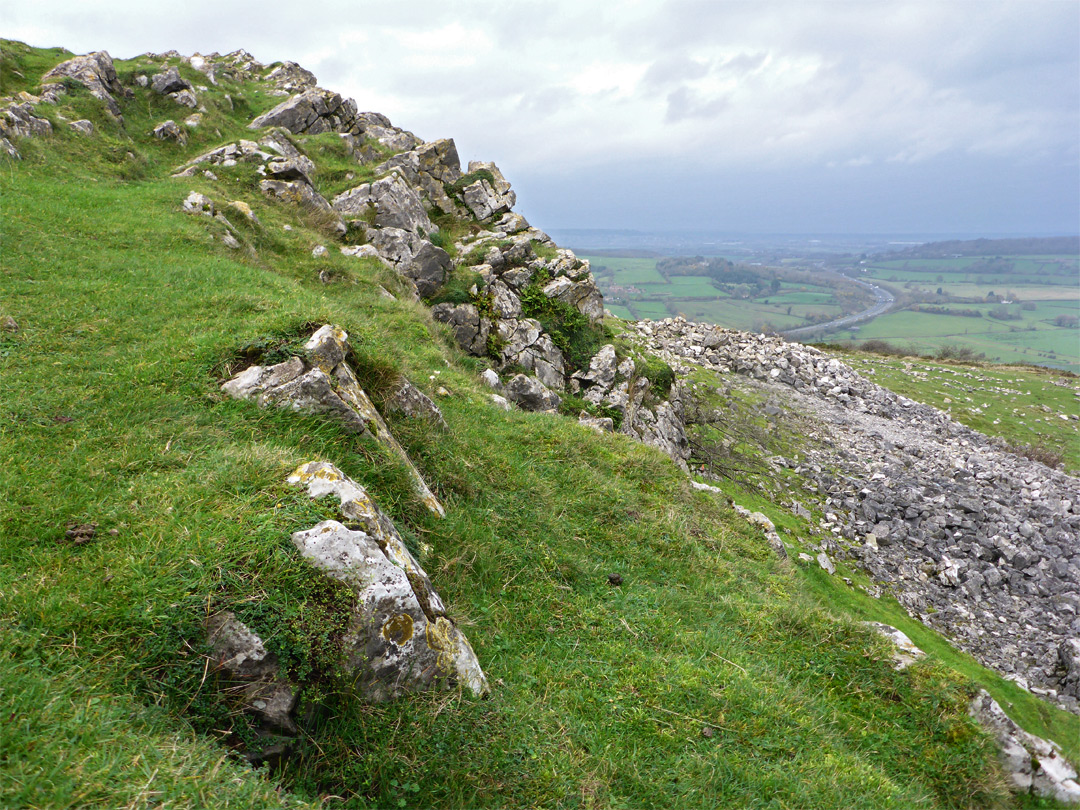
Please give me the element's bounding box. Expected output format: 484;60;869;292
0;40;1073;809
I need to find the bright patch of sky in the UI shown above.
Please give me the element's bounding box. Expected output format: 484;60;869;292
7;0;1078;234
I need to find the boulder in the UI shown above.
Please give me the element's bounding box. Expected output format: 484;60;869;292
504;373;561;412
263;61;317;92
331;173;435;235
68;119;94;135
496;318;565;390
40;51;126;117
288;461;488;701
0;102;53;144
385;377;447;428
206;611;299;736
579;413;614;433
249;88;358;135
402;242;450;298
150;66;193;95
571;344;617;394
153;120;186;144
259;179;345;235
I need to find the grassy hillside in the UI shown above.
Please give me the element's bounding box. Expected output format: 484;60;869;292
2;41;1077;809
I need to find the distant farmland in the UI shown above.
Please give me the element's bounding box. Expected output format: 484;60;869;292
586;251;1080;373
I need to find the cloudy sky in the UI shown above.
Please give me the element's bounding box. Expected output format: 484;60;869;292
8;0;1079;235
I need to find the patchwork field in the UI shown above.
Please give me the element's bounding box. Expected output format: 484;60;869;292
586;254;848;333
830;253;1080;372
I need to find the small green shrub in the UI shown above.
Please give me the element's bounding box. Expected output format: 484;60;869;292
636;355;675;399
519;271;606;371
446;168;495;198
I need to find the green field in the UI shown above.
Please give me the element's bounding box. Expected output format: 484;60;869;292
587;255;849;332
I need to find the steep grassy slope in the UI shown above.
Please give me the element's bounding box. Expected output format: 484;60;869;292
1;41;1073;809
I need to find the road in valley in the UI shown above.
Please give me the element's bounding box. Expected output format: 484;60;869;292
780;275;895;340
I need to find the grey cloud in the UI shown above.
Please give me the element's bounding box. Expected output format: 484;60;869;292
665;86;730;123
641;55;710;90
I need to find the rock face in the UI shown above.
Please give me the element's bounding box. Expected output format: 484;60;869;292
248;88;421;151
0;103;53;157
971;690;1080;804
332;172;435;235
222;325;445;517
40;51;127;117
632;316;1080;713
288;462;488;701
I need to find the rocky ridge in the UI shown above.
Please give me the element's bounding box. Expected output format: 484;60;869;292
5;43;1078;801
631;317;1080;714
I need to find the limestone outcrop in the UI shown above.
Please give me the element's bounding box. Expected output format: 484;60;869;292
971;690;1080;804
222;325;445;517
40;51;127;117
289;462;488;701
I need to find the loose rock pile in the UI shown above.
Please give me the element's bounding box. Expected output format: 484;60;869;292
633;317;1080;713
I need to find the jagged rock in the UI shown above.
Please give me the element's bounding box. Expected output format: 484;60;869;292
365;227;422;266
289;462;488;701
621;393;690;471
150;66;192;95
1061;640;1080;698
385;378;447;428
264;61;317;92
496;319;565;390
40;51;126;118
222;326;444;517
971;690;1080;803
331;173;435;235
340;244;382;262
542;275;604;324
480;369;503;392
864;622;926;670
504;373;560;412
491;394;511;411
170;89;198;108
431;303;491;356
0;102;53;154
181;190;214;215
579;412;614;433
490;280;522;319
68;119;94;135
206;612;299;736
571;344;617;394
249;88;357;134
460;161;515;221
264;154;317;184
153;120;186;144
259;179;345;234
402;243;450;298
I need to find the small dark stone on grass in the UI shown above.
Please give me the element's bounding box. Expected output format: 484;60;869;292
701;726;714;738
607;573;623;586
64;522;97;545
1;315;18;332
